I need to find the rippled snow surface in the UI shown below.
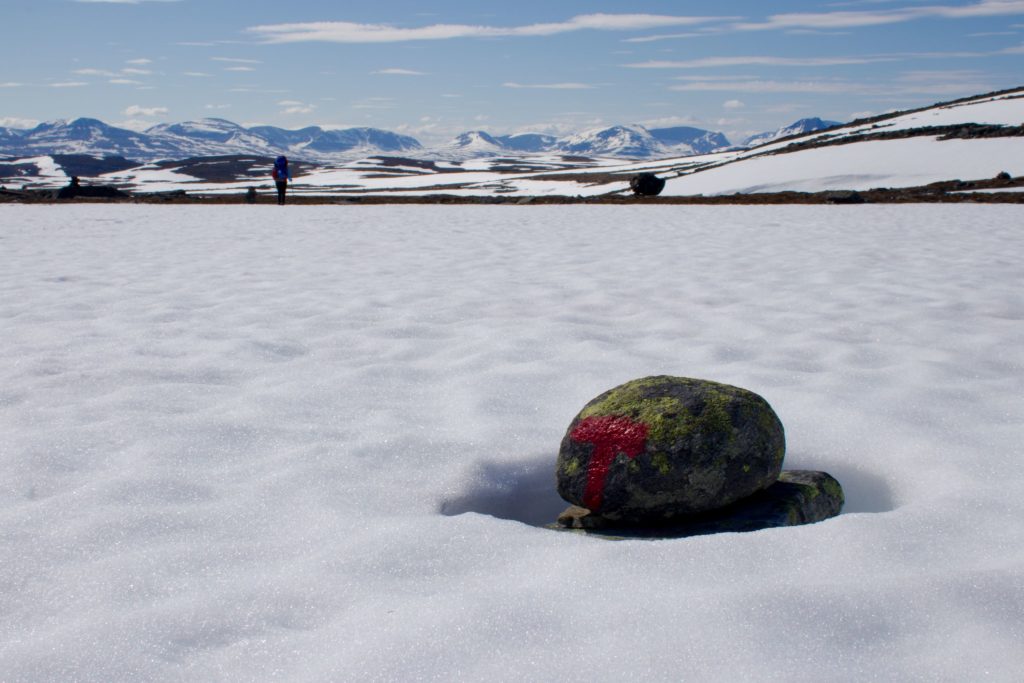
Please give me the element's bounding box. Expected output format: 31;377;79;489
1;205;1022;681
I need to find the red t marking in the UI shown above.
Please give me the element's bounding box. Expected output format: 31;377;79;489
570;415;649;512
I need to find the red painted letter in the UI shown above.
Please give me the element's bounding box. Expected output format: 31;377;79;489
571;415;649;512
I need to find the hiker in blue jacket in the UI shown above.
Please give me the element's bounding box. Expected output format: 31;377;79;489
272;155;292;205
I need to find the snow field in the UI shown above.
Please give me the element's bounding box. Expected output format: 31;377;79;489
662;137;1024;195
1;205;1023;681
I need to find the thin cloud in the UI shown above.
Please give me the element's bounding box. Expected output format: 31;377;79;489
735;1;1024;31
503;82;596;90
73;68;115;77
671;77;994;96
247;13;730;44
50;81;89;88
279;100;315;115
224;67;256;72
724;99;746;109
623;32;705;43
183;72;213;77
627;55;896;68
74;0;181;3
671;80;860;93
0;117;39;128
109;78;143;85
126;58;153;65
373;68;428;76
124;105;168;117
211;57;263;64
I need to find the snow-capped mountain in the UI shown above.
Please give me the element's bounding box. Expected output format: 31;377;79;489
0;118;421;162
648;127;731;155
9;118;186;159
557;125;666;158
743;118;843;148
0;115;736;162
444;131;507;157
0;127;25;146
439;125;732;158
494;133;559;153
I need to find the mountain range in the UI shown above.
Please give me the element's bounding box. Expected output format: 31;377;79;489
742;118;842;147
0;117;835;163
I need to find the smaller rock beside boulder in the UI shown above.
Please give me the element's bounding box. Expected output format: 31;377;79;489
630;173;666;197
555;470;844;538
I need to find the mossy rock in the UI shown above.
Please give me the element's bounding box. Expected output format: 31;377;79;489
556;376;785;521
553;470;844;539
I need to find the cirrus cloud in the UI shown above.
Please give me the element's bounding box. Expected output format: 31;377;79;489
734;1;1024;31
626;55;898;68
373;68;428;76
247;13;730;44
503;82;596;89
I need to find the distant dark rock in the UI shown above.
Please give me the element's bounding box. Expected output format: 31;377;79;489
556;376;785;522
554;470;844;538
996;171;1012;180
825;190;865;204
56;176;128;199
630;173;666;196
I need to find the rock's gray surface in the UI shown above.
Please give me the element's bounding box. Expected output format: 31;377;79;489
553;470;844;539
557;376;785;521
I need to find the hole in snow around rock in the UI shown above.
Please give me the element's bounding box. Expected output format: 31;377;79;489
439;454;566;527
816;464;896;514
440;453;897;527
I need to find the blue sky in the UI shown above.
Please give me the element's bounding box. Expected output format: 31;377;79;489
2;0;1023;143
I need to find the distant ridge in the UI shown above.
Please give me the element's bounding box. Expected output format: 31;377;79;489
744;118;843;148
0;117;735;162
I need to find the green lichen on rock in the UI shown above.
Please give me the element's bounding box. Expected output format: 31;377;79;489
652;451;672;475
557;375;786;521
820;474;845;507
580;378;695;445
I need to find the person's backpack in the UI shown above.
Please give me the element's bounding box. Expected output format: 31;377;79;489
273;156;288;181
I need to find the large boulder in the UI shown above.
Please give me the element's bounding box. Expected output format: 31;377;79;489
630;173;666;197
557;376;785;521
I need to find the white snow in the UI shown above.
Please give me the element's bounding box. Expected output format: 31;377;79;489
842;92;1024;135
952;187;1024;194
1;156;67;189
662;137;1024;195
2;204;1023;680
